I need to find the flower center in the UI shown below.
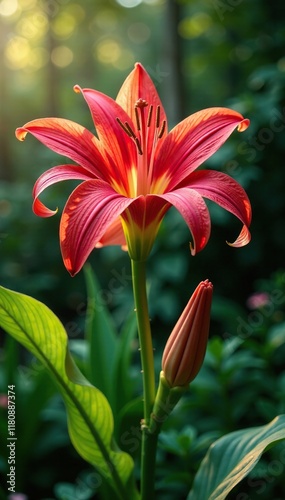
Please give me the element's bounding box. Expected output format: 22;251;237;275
117;99;166;196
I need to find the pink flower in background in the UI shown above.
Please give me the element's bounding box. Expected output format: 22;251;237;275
246;292;270;309
16;63;251;275
8;493;28;500
8;495;28;500
0;393;8;408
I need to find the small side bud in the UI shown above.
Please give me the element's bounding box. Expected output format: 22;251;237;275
162;280;213;388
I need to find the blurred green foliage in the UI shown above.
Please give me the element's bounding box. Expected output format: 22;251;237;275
1;0;285;498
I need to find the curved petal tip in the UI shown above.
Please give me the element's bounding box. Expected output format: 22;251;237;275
227;224;251;248
189;241;196;256
73;84;81;94
237;118;250;132
15;127;28;141
33;198;58;218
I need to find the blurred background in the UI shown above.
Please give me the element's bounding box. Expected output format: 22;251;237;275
1;0;285;499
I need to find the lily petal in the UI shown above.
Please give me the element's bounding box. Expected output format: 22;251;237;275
32;164;95;217
227;224;251;247
59;180;134;275
116;63;168;158
154;107;250;191
184;169;251;245
74;86;137;196
156;188;211;254
33;198;57;218
16;118;107;180
95;218;127;249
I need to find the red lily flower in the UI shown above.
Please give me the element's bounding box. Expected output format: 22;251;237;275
16;63;251;275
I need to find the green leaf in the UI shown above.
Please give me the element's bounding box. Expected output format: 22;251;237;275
113;310;138;416
0;286;136;499
188;415;285;500
83;264;118;410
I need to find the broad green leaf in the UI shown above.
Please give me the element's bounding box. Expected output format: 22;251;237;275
188;414;285;500
0;286;136;499
83;264;118;410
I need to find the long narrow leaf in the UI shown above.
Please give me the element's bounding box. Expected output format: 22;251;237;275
113;311;138;416
188;414;285;500
0;286;136;499
83;264;118;410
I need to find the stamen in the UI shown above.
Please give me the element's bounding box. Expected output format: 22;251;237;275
156;106;161;128
117;116;143;155
158;120;166;139
124;122;137;138
135;137;143;155
116;118;133;137
147;105;153;127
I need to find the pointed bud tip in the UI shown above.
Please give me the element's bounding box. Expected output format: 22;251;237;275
200;279;213;292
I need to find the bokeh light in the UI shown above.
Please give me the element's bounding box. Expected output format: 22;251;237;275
51;45;74;68
116;0;142;8
16;12;48;40
0;0;18;17
95;38;122;64
4;35;31;70
178;12;212;39
51;11;77;39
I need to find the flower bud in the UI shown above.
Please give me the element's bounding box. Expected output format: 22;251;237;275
162;280;213;387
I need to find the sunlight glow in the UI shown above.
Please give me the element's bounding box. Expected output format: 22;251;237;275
0;0;18;17
16;12;48;40
96;39;122;64
116;0;142;8
21;0;36;6
52;12;76;39
4;36;31;69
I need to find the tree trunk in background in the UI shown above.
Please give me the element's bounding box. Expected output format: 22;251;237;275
226;28;242;97
0;20;14;181
163;0;185;124
45;13;58;117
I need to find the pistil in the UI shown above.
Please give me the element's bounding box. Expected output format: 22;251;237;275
135;99;149;195
116;99;166;196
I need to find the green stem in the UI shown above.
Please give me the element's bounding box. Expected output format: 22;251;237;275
131;259;155;422
131;259;157;499
141;429;159;500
